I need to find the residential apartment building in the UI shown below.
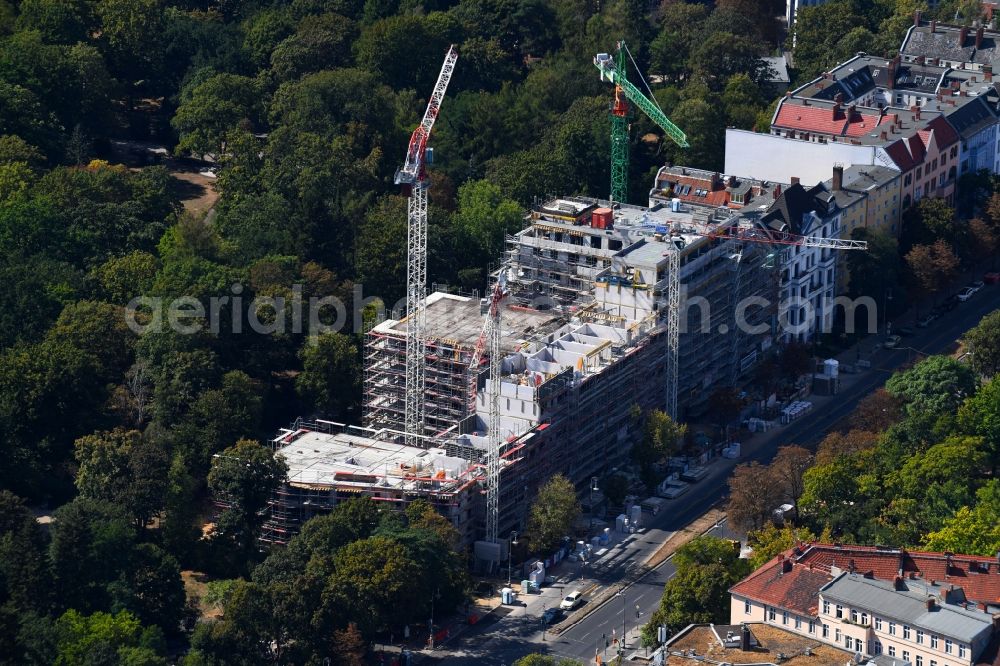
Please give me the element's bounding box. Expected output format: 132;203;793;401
730;544;1000;666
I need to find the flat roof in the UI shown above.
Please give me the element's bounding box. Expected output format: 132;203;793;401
372;292;568;351
274;429;475;492
665;624;852;666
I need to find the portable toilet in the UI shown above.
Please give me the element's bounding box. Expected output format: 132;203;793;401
501;587;515;604
629;504;642;528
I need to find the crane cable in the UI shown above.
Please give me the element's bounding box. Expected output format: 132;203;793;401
622;41;665;116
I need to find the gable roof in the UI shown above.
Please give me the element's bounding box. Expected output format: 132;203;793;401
730;556;834;616
736;542;1000;620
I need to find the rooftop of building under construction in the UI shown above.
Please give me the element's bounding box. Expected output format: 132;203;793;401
371;291;569;352
272;427;477;493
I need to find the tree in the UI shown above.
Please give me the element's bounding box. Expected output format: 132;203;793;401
207;439;288;572
74;429;140;507
923;480;1000;556
633;410;686;489
271;13;358;82
849;388;904;432
727;462;776;532
779;342;813;383
963;309;1000;378
815;429;879;465
295;333;361;419
959;375;1000;473
847;228;901;300
897;436;987;533
644;536;750;638
527;474;581;553
885;355;977;418
332;622;366;666
905;240;960;298
514;657;584;666
49;498;137;615
601;474;629;507
770;445;813;519
747;523;817;569
966;217;997;269
172;73;262;157
0;490;51;659
52;609;167;666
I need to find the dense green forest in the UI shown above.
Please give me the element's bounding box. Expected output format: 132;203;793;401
0;0;996;662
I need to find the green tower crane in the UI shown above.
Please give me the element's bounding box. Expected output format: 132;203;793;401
594;42;689;205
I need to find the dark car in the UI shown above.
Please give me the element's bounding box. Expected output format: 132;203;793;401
896;326;915;337
542;607;560;624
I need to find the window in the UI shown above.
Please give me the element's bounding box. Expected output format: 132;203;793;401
932;636;939;649
823;624;830;638
946;640;953;654
836;605;844;618
889;647;897;657
890;622;896;636
795;617;802;630
852;610;859;623
783;610;789;625
857;641;864;655
769;607;776;621
959;646;966;659
904;651;910;663
931;660;937;666
836;628;842;642
917;657;924;666
847;637;854;650
809;621;816;634
917;631;924;645
904;626;911;640
861;613;868;626
874;641;883;656
745;600;752;615
875;618;883;631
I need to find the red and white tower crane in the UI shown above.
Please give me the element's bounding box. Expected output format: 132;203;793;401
395;46;458;448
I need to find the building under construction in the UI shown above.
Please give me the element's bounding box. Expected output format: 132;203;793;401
355;194;784;542
260;419;488;547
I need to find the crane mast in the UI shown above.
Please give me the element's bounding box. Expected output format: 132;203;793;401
395;46;458;448
471;272;507;544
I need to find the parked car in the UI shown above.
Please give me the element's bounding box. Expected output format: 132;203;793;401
542;607;560;624
884;335;902;349
560;590;584;610
984;272;1000;284
968;280;985;292
917;313;937;328
957;286;977;302
896;326;914;337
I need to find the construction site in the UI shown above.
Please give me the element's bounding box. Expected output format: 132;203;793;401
259;43;868;556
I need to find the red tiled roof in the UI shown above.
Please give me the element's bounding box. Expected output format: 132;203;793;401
658;175;731;207
796;543;1000;606
730;556;834;616
844;112;884;137
884;138;917;171
773;104;849;136
923;115;960;148
734;543;1000;617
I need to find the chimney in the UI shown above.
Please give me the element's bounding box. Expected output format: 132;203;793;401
914;9;922;27
915;107;921;120
917;55;926;65
977;25;985;49
791;176;800;186
880;130;888;141
985;64;993;81
926;597;936;610
741;623;752;651
888;55;900;90
833;165;844;190
773;183;782;197
960;26;969;46
894;576;906;590
931;20;937;33
848;558;857;573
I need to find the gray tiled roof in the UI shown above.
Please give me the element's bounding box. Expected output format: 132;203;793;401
821;574;994;643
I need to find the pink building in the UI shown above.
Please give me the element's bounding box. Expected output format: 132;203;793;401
730;544;1000;666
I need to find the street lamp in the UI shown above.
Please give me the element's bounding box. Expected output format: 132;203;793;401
507;530;518;585
590;476;599;535
882;288;893;336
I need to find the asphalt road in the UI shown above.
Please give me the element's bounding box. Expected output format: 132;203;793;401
430;288;1000;666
